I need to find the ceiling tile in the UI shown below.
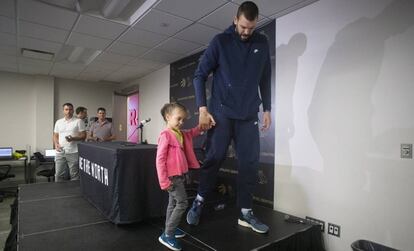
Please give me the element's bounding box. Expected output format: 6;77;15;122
0;16;16;34
19;58;53;75
19;0;78;30
116;65;149;73
19;64;51;75
67;32;112;50
95;52;135;65
77;68;113;80
141;49;182;64
0;45;17;56
19;57;53;66
54;45;102;65
156;37;201;55
50;70;80;80
19;21;69;43
19;36;62;54
103;73;124;82
155;0;226;21
104;66;152;82
81;68;113;76
133;9;192;36
87;60;123;71
0;32;16;46
269;0;317;19
53;45;73;62
127;58;166;70
0;63;18;73
0;0;302;83
175;23;221;45
103;75;127;83
232;0;306;17
185;46;206;57
50;62;84;79
0;54;17;64
51;62;86;72
38;0;78;11
108;42;149;57
257;17;272;28
74;15;128;40
0;0;15;18
77;73;105;82
199;2;238;31
120;28;168;47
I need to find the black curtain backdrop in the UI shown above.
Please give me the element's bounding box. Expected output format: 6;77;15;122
170;20;275;207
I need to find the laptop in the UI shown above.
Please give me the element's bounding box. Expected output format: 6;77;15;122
44;149;56;160
0;147;13;160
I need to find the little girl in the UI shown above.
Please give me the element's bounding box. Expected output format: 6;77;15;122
156;103;202;251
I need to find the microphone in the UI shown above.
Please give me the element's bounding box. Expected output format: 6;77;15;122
139;118;151;128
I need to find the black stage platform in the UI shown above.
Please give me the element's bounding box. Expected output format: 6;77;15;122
17;182;324;251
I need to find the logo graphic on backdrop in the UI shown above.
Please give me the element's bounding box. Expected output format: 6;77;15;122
127;94;139;143
170;20;276;207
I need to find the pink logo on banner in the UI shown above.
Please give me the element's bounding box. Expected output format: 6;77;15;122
127;94;139;143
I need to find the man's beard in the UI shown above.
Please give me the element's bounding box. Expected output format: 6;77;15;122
236;28;251;41
240;34;250;41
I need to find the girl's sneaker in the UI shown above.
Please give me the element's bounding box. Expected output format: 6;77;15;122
175;228;186;238
158;232;182;251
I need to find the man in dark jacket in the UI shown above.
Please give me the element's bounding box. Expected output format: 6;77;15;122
187;1;272;233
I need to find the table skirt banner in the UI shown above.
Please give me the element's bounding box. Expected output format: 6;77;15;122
78;142;168;224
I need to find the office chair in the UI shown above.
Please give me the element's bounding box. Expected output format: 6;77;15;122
33;152;55;182
0;165;16;202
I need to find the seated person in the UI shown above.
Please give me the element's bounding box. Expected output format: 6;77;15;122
87;107;116;142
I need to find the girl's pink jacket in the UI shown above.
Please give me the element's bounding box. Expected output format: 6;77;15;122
156;127;202;190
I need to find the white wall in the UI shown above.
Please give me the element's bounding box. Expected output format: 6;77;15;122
54;78;117;121
0;71;54;153
112;94;127;141
137;66;170;144
0;72;119;153
33;75;54;153
275;0;414;250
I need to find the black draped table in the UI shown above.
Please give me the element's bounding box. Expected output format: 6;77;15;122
78;142;167;224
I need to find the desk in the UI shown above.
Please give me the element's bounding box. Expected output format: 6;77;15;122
0;158;28;183
78;142;167;224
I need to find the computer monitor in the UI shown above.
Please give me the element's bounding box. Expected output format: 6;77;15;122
0;147;13;160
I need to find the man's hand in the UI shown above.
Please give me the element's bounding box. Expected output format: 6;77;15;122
199;106;216;130
55;143;63;152
261;111;271;131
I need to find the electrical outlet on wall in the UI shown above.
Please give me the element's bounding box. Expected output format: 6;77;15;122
328;223;341;237
305;216;325;232
401;143;413;159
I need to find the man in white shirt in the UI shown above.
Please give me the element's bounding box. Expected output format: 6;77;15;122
53;103;86;181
